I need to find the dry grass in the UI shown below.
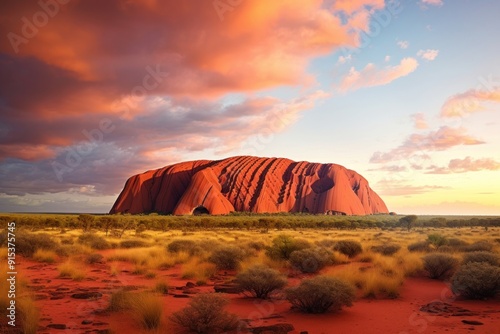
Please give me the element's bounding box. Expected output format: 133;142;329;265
107;246;190;270
33;249;58;263
18;297;40;334
58;260;86;281
131;292;164;330
181;258;217;283
108;290;164;330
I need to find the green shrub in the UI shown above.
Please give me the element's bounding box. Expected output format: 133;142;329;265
289;247;333;273
266;235;311;260
77;233;110;250
427;234;447;247
462;252;499;266
333;240;362;258
209;246;245;270
235;265;287;299
170;294;240;334
371;244;401;256
422;253;459;280
120;239;148;248
407;241;431;252
285;276;355;313
246;241;267;251
167;239;201;255
451;262;500;299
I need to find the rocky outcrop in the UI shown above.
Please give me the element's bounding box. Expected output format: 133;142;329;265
110;156;388;215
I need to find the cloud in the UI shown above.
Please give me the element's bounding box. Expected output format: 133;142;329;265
369;165;408;172
397;40;409;49
420;0;444;7
440;87;500;117
411;113;429;129
426;157;500;174
339;58;419;92
376;179;446;196
332;0;385;15
384;55;391;62
337;55;352;64
0;91;328;196
370;126;485;163
417;49;439;61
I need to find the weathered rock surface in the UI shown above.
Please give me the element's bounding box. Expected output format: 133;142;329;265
110;156;388;215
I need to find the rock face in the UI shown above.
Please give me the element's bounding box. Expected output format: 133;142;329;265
110;156;388;215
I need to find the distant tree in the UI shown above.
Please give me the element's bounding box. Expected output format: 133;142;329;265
399;215;418;232
99;216;116;236
78;214;95;232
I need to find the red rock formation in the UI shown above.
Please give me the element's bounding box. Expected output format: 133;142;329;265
110;156;389;215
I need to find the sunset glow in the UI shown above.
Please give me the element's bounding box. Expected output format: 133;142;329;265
0;0;499;214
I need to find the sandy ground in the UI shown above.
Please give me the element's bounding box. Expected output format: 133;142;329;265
8;252;500;334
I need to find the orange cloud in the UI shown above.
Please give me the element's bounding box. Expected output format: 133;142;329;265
370;126;484;163
440;88;500;117
339;57;419;92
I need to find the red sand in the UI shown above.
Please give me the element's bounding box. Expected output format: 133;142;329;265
15;254;500;334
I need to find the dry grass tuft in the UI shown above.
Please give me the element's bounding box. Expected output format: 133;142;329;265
33;249;58;263
58;261;86;281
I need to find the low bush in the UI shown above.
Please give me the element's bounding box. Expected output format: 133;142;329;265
2;231;55;257
371;244;401;256
447;238;468;248
333;240;362;258
407;241;431;252
285;276;355;313
154;280;169;294
266;235;310;260
167;239;201;255
120;239;148;248
427;234;447;247
77;233;110;250
235;265;287;299
85;253;104;264
451;262;500;299
209;246;246;270
462;252;499;266
289;247;333;273
422;253;459;280
170;294;240;334
461;241;493;252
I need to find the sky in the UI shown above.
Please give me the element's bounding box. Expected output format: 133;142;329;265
0;0;499;215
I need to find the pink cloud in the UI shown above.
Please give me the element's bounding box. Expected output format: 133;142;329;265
440;88;500;117
370;126;485;163
420;0;444;7
411;113;429;129
376;179;446;196
417;49;439;61
426;157;500;174
339;57;419;92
